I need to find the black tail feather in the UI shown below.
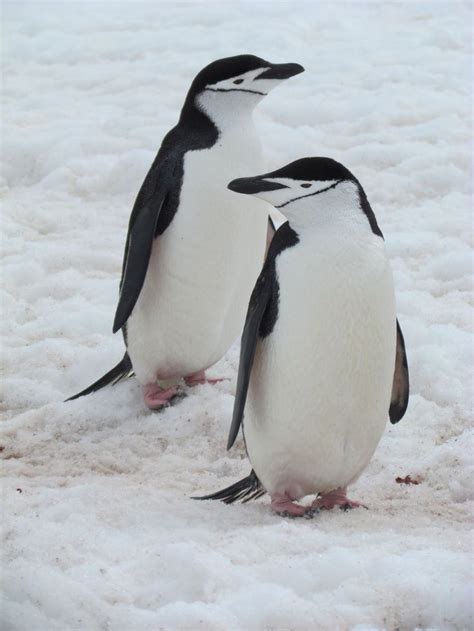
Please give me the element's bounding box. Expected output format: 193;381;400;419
193;470;266;505
65;353;133;401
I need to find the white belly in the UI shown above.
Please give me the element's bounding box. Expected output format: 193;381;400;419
127;125;268;384
244;234;397;499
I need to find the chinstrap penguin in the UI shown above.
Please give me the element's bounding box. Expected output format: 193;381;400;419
197;157;409;516
67;55;304;409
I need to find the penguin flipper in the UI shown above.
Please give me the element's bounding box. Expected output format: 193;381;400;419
192;470;265;504
389;319;409;423
113;156;176;334
227;222;298;451
65;353;133;401
226;262;273;450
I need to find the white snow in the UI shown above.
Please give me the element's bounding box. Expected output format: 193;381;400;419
1;1;472;629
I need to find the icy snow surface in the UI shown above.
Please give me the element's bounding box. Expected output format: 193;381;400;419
1;2;473;629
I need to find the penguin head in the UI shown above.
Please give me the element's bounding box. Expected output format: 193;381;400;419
227;158;377;232
228;158;357;209
187;55;304;124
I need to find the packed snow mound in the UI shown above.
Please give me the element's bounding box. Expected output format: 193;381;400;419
1;2;472;630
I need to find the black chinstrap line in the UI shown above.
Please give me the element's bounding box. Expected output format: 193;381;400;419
276;179;344;209
204;87;267;96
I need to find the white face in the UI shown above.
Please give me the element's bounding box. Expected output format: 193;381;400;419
249;178;362;233
196;68;285;124
251;178;343;209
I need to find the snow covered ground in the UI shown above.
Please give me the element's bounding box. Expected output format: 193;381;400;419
1;1;472;629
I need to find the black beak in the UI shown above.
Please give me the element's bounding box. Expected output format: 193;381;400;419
258;62;305;80
228;177;288;195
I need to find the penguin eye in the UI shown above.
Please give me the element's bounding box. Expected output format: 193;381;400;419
233;78;244;85
301;183;312;188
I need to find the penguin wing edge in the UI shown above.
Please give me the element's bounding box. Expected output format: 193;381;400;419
227;221;299;450
227;270;273;450
113;157;175;334
389;319;409;423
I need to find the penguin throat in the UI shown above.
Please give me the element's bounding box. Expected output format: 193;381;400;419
281;182;371;235
194;90;260;132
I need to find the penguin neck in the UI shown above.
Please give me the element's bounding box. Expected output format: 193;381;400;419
178;98;220;140
190;91;259;135
282;182;380;240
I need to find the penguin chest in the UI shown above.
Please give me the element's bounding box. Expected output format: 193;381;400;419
244;237;397;498
160;136;269;329
126;127;268;383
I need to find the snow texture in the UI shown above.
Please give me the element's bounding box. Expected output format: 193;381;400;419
1;1;472;629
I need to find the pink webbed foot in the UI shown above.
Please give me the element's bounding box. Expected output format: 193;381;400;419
184;370;227;387
143;383;181;410
271;493;315;518
312;487;368;511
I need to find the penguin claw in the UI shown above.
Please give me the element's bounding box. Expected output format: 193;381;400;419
143;384;185;410
169;391;187;405
278;508;317;520
271;493;317;519
150;391;187;412
339;502;369;511
184;370;228;387
312;488;368;511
